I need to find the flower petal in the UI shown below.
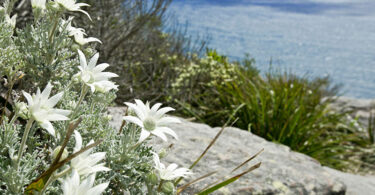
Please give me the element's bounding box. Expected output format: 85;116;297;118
46;92;63;108
156;107;175;117
151;129;168;142
22;91;33;105
41;83;52;102
156;127;178;140
88;53;99;69
77;49;87;68
123;116;143;127
87;182;109;195
39;121;55;137
74;131;82;152
157;117;181;126
138;129;151;143
151;103;162;113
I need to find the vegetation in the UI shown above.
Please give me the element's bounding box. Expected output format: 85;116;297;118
4;0;374;187
0;0;261;194
173;51;375;172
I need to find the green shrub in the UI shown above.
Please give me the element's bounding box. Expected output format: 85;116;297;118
173;50;373;170
171;50;258;116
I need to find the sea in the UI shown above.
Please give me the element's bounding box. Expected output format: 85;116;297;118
168;0;375;99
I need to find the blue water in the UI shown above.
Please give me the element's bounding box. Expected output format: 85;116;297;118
169;0;375;98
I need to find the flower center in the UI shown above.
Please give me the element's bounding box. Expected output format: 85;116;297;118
143;117;156;131
81;71;95;83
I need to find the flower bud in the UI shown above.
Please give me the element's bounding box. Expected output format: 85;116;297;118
158;149;167;159
145;172;159;185
70;43;80;52
5;14;17;29
31;0;46;10
161;181;175;194
0;6;5;17
47;1;61;12
52;146;68;162
104;115;113;121
15;102;29;119
127;107;136;116
68;101;77;109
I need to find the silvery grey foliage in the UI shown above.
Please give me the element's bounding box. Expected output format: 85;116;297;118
0;0;170;194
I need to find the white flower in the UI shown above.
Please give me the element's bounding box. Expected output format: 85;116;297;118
73;31;102;45
61;17;101;45
71;131;110;176
74;49;118;93
5;14;17;28
123;100;180;143
22;83;71;137
31;0;46;10
55;0;91;20
153;152;192;181
61;169;109;195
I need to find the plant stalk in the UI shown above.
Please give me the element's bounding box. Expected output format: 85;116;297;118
16;118;34;169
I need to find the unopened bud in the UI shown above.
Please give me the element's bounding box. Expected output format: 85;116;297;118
104;115;113;121
145;172;159;185
47;1;61;12
15;102;29;119
52;146;68;162
127;107;136;116
0;6;5;17
158;149;167;159
71;43;80;52
161;181;175;194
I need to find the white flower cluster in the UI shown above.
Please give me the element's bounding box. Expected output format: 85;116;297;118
5;0;191;194
123;100;192;192
14;1;118;194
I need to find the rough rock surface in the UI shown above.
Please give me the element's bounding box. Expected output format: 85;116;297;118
331;97;375;127
108;107;375;195
323;167;375;195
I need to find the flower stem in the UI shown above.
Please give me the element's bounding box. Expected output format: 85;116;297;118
16;118;34;169
48;13;60;43
40;167;71;195
73;84;88;115
157;180;164;192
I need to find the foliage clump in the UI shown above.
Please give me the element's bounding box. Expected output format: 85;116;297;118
172;50;375;172
0;1;262;194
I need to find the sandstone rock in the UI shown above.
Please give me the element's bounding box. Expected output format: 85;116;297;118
324;167;375;195
108;107;375;195
331;97;375;127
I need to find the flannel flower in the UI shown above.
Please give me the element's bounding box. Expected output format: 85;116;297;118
71;131;110;176
4;14;16;29
61;170;109;195
74;50;118;93
31;0;46;10
22;83;70;137
123;99;180;143
55;0;91;20
66;20;101;45
153;152;192;181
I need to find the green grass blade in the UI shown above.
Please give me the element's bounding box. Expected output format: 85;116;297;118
196;162;261;195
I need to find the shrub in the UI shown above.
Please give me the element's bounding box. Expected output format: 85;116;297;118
0;1;261;194
7;0;207;103
173;49;373;171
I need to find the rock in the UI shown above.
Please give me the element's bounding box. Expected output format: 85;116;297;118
331;97;375;127
324;167;375;195
108;107;375;195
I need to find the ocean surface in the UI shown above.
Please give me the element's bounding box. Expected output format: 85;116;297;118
168;0;375;98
